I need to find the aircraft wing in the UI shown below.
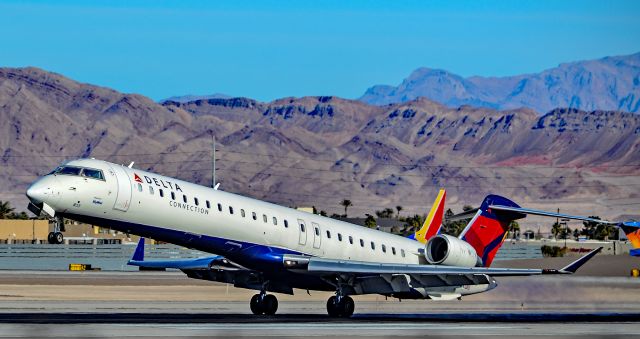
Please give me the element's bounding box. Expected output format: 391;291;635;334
284;247;601;277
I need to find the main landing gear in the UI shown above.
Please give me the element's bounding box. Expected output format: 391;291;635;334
326;295;354;318
250;292;278;315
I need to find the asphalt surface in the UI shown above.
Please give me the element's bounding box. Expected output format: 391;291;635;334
0;269;639;337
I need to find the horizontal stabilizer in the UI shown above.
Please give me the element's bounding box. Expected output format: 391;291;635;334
488;205;616;224
127;237;224;270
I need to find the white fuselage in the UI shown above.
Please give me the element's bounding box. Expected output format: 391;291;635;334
28;159;424;267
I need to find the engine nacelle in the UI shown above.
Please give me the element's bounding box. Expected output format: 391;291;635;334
425;234;482;267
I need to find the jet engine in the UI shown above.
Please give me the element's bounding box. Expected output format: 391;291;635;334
425;234;482;267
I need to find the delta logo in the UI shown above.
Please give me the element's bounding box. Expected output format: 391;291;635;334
135;172;183;192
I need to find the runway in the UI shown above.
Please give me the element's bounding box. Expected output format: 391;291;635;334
0;271;639;337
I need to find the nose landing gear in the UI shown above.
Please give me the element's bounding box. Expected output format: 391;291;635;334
250;292;278;315
47;217;64;244
47;232;64;244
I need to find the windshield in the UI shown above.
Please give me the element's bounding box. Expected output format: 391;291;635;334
49;166;105;181
57;166;82;176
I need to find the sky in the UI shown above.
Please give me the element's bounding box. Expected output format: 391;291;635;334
1;0;639;102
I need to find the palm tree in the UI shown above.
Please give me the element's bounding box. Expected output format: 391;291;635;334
340;199;352;217
396;205;403;219
0;201;15;219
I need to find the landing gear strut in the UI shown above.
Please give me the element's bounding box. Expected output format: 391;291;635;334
47;217;64;244
326;295;354;318
250;292;278;315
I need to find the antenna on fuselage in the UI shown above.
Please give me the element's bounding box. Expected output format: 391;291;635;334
212;134;220;190
127;162;135;169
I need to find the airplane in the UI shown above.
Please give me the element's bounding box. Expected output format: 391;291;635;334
25;158;601;317
620;222;640;256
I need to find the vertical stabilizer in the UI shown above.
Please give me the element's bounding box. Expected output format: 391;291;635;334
459;195;525;267
620;222;640;257
413;189;446;244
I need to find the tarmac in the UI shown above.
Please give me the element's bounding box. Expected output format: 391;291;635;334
0;255;639;337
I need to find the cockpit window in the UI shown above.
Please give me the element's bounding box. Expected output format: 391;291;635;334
56;166;82;176
50;166;104;181
82;168;104;180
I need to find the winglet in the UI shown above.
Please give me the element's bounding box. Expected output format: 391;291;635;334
131;237;145;261
542;247;602;275
559;246;602;274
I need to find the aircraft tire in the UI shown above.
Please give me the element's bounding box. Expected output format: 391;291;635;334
54;232;64;244
47;232;55;244
263;294;278;315
326;296;338;317
250;294;263;315
342;296;355;318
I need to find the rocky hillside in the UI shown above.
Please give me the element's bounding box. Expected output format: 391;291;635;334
1;67;639;232
360;52;640;114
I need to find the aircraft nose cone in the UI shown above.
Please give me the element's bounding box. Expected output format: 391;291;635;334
26;181;49;205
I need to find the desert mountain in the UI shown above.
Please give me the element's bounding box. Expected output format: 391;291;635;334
360;52;640;114
161;93;231;104
1;67;639;232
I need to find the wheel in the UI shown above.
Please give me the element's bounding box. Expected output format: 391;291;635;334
263;294;278;315
326;296;339;317
54;232;64;244
341;296;354;318
47;232;55;244
326;296;355;318
250;294;263;315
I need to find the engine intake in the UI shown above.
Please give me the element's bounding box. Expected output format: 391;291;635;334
426;234;482;267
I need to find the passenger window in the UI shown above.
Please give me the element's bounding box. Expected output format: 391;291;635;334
82;168;104;180
314;227;320;236
241;209;245;217
137;183;143;192
401;249;406;257
300;223;306;232
229;206;234;214
348;236;353;245
371;242;375;250
206;200;210;209
337;233;342;242
273;217;277;225
194;197;199;206
263;214;267;223
149;186;154;195
159;189;164;197
218;203;222;212
183;195;187;203
252;212;257;220
326;230;331;239
392;247;396;255
382;244;386;253
284;220;289;228
360;239;364;247
171;192;176;200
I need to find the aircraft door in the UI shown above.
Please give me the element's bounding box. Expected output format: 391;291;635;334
297;219;307;246
312;222;321;249
109;165;132;212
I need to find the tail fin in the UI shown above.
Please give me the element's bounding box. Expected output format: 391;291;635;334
131;237;145;261
620;222;640;257
413;189;446;244
459;195;526;267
